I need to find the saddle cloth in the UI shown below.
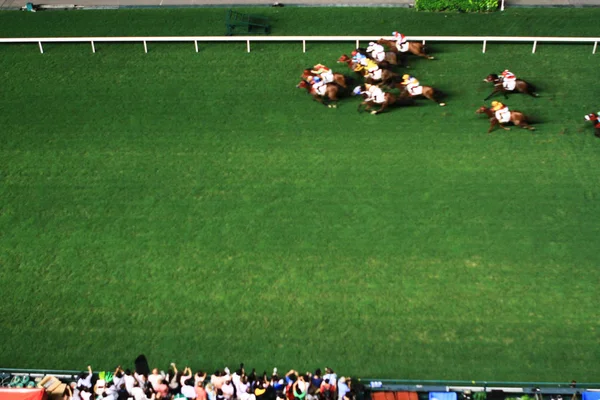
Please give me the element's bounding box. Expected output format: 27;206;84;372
502;80;517;91
495;110;511;123
396;42;409;52
315;84;327;96
408;85;423;96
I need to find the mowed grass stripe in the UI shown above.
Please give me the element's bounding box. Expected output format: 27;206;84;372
0;36;599;381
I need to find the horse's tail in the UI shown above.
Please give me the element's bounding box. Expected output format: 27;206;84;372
527;82;539;96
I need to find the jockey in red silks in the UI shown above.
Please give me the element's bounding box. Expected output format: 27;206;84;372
501;69;517;90
393;31;409;52
584;111;600;138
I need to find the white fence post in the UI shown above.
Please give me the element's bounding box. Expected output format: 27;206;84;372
38;41;43;54
302;39;306;53
355;39;359;49
91;40;96;53
501;0;505;11
143;40;148;53
482;40;487;53
593;41;598;54
532;40;537;53
194;40;198;53
246;39;250;53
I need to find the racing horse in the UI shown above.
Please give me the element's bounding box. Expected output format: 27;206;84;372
392;82;446;106
483;73;539;100
297;79;342;108
377;38;435;61
476;105;535;133
356;90;402;115
302;68;348;88
336;54;395;80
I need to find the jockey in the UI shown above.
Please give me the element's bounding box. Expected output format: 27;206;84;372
311;76;326;94
311;63;334;84
364;83;386;104
501;69;517;90
491;100;511;123
401;74;421;95
366;41;386;62
393;31;409;52
367;63;383;81
584;111;600;137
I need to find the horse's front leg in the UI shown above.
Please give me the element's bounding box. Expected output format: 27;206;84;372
357;101;367;113
488;118;500;134
484;88;500;101
371;102;387;115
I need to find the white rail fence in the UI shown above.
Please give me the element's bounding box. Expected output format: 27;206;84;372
0;35;598;55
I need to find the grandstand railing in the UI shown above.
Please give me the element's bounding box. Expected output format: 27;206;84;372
0;36;598;54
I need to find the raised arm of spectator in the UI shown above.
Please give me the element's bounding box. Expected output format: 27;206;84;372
180;367;192;386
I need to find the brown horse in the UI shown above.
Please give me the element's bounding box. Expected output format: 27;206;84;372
392;82;446;106
336;54;397;86
476;106;535;133
357;92;402;115
337;54;368;78
377;39;435;60
297;80;341;108
302;69;348;88
483;74;539;100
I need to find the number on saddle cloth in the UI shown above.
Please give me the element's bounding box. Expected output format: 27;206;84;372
397;42;409;52
495;110;511;123
502;80;517;91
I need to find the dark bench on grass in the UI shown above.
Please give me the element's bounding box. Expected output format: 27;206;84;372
226;9;271;36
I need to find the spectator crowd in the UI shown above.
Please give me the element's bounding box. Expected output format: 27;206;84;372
68;364;359;400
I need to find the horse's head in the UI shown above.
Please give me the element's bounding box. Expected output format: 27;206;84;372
476;106;489;114
337;54;351;64
296;80;309;89
584;113;598;122
484;74;500;83
301;69;313;79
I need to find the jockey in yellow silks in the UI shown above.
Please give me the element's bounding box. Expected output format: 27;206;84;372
311;64;335;85
402;74;422;96
491;100;511;123
366;41;386;62
393;31;409;52
501;69;517;90
364;83;386;104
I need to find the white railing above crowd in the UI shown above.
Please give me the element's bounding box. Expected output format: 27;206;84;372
0;35;598;54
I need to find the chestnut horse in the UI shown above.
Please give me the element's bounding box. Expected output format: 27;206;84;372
391;82;446;106
336;54;395;80
377;39;435;60
356;91;402;115
302;69;348;88
297;80;341;108
483;74;539;100
476;106;535;133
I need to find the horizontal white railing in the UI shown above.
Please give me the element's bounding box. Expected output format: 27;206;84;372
0;35;598;54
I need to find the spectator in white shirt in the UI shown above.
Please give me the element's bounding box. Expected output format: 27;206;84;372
337;378;350;400
124;369;136;395
149;369;165;392
77;366;94;389
181;377;197;399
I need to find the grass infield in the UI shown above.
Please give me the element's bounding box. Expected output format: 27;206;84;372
0;8;599;382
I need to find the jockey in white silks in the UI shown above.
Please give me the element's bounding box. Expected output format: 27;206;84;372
401;74;423;96
491;100;511;123
364;84;386;104
393;31;409;52
501;69;517;91
310;76;327;96
311;64;334;84
366;41;386;62
366;63;383;81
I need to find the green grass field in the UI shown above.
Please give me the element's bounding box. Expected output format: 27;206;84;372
0;7;599;382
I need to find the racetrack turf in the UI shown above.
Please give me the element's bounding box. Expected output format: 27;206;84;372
0;8;599;382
